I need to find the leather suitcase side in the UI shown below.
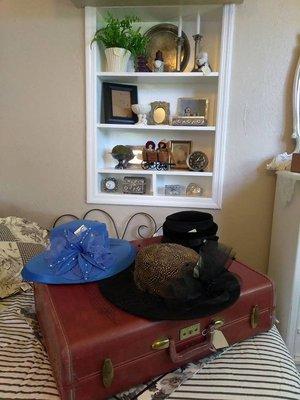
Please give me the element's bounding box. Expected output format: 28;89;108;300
35;237;275;400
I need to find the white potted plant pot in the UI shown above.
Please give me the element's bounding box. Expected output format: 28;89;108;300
105;47;131;72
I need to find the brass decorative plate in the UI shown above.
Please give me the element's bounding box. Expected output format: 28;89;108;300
145;24;190;72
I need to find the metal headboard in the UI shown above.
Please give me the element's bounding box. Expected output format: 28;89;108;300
52;209;161;240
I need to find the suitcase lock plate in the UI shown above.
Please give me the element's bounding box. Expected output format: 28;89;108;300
251;305;260;328
102;358;114;388
180;323;201;340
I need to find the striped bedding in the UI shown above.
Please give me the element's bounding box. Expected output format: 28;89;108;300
0;291;300;400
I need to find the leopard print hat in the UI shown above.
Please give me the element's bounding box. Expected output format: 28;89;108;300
134;243;199;297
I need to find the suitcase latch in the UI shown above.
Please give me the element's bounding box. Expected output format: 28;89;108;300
102;358;114;388
152;337;170;350
250;305;260;328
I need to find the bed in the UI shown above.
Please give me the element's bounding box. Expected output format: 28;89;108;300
1;214;300;400
1;289;300;400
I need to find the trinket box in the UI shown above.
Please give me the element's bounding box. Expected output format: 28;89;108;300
123;177;146;195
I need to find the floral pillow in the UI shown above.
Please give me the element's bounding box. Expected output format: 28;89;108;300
0;217;48;298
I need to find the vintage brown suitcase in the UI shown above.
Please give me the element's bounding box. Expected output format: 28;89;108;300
34;237;275;400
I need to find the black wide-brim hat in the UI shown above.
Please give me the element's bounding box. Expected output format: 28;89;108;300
99;242;240;321
163;211;218;251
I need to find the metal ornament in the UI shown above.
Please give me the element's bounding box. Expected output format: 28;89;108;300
192;34;203;72
145;24;190;72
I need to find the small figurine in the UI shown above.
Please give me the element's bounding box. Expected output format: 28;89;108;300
196;51;212;74
158;141;167;150
184;107;192;117
141;140;174;170
154;51;164;72
145;141;156;150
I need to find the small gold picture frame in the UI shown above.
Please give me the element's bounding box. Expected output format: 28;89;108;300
148;101;170;125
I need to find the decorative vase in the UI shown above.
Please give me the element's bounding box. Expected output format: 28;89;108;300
104;48;131;72
131;104;151;125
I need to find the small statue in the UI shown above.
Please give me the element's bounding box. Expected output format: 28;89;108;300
158;141;167;150
184;107;192;117
145;141;155;150
196;51;212;74
154;51;164;72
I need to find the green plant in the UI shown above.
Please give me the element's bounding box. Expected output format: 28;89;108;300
91;13;149;60
128;28;150;59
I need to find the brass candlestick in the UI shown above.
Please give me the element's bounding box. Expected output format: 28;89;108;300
176;36;184;72
192;34;203;72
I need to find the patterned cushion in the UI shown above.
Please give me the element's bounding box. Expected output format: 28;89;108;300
0;217;48;298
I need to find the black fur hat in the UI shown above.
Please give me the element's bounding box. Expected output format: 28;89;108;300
162;211;218;251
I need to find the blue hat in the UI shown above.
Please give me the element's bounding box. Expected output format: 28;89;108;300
22;220;136;284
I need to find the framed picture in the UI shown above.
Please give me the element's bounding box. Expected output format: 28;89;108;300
177;98;208;118
103;82;138;124
170;140;192;169
148;101;170;125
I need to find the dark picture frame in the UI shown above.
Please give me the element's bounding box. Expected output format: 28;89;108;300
103;82;138;124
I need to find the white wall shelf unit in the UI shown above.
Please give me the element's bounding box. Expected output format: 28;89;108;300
85;3;235;208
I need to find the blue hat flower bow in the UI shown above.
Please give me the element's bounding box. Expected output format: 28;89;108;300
44;224;115;281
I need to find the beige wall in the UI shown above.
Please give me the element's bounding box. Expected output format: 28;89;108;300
1;0;299;272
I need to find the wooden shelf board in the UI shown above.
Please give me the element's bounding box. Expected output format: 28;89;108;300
97;123;216;132
73;1;242;8
89;192;218;208
97;72;219;84
98;168;213;177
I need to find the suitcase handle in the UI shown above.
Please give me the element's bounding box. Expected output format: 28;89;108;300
169;318;225;363
169;335;211;363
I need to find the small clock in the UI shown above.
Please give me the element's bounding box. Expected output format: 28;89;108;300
102;177;118;192
187;151;208;171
